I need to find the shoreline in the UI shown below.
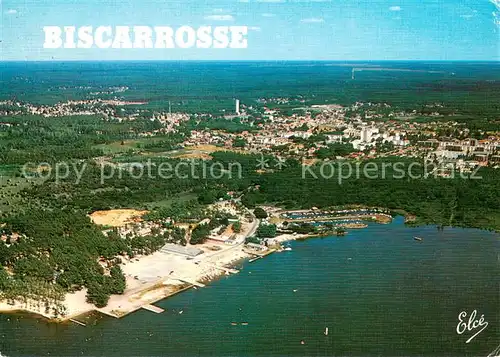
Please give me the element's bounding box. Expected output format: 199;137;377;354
0;244;253;323
0;236;288;323
0;210;393;323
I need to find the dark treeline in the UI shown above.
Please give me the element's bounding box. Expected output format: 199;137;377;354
209;152;500;231
14;160;234;214
13;150;500;233
12;152;500;229
0;209;127;307
0;115;174;164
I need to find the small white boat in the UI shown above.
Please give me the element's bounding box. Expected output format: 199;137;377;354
284;247;292;251
324;327;329;336
179;310;183;314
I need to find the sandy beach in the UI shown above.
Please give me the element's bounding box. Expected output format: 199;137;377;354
0;236;254;322
93;243;252;319
0;220;339;322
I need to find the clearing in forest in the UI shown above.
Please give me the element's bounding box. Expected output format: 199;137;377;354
89;209;149;227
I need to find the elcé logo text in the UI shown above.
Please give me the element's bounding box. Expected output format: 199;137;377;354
43;26;248;49
456;309;488;344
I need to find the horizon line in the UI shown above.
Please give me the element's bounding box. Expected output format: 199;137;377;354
1;59;499;63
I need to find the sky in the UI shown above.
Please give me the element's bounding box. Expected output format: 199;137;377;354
0;0;499;61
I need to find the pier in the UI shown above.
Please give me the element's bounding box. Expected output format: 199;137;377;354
245;248;275;260
141;304;165;314
248;256;262;263
95;282;195;319
171;276;206;288
69;318;87;327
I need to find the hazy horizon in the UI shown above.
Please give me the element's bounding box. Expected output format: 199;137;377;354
1;0;498;61
0;59;499;63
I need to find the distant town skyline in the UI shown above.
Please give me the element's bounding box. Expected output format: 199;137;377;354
1;0;498;61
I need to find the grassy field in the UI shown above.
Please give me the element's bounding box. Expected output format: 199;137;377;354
109;144;250;163
143;192;198;210
93;141;138;154
93;136;179;155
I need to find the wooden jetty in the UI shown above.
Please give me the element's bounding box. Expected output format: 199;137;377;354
69;318;87;327
141;304;165;314
248;256;262;263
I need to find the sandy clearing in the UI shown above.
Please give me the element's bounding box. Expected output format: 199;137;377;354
89;209;149;227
